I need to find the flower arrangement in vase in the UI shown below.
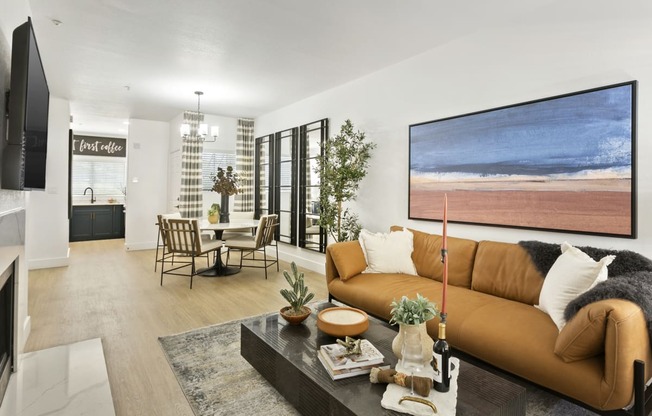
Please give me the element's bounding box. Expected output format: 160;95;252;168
210;166;239;223
389;293;438;363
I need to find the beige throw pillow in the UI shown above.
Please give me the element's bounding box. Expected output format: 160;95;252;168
358;228;417;275
536;242;615;330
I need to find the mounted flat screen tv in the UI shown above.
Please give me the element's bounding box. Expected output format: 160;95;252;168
409;81;637;238
2;17;50;190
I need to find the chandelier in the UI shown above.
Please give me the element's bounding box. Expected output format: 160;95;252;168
180;91;219;142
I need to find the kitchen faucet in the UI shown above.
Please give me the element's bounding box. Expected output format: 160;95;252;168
83;187;96;203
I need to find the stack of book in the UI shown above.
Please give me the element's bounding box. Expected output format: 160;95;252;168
318;339;387;380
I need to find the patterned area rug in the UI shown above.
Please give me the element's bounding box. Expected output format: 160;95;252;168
159;315;598;415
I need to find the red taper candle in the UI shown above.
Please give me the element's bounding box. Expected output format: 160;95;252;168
441;194;449;316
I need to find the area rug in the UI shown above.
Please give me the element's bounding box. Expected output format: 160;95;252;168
159;315;598;415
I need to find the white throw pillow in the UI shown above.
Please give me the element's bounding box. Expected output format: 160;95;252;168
358;228;418;275
536;242;615;330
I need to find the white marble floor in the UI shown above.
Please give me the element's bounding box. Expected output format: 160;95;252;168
0;338;115;416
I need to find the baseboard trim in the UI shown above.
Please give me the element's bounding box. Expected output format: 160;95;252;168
27;256;69;270
124;242;156;251
276;249;324;274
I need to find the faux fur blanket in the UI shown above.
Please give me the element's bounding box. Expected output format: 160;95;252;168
519;241;652;345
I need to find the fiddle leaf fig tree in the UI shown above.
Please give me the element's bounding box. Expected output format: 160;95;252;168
315;119;375;242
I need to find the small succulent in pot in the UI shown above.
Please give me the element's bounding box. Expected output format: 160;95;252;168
389;293;438;326
279;262;315;324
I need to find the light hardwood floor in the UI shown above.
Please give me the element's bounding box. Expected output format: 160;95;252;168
24;239;329;416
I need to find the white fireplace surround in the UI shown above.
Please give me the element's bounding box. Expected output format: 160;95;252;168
0;208;30;390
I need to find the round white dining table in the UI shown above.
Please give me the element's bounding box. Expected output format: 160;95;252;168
197;220;259;277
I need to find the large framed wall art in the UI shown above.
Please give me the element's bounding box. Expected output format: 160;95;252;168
409;81;637;238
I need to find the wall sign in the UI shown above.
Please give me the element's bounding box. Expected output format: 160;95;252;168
72;135;126;157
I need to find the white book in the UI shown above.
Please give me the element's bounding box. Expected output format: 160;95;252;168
318;351;389;380
319;339;384;371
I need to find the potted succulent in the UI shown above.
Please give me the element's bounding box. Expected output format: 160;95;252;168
207;203;220;224
210;166;240;223
279;262;315;325
389;293;438;362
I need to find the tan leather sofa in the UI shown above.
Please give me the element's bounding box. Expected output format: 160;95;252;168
325;226;652;413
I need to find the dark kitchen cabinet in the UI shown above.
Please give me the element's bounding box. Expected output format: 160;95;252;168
70;205;125;242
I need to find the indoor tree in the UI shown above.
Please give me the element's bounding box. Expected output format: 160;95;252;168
315;119;375;242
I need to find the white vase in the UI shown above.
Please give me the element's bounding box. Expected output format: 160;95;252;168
392;322;434;365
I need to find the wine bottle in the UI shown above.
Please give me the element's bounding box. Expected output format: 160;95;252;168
432;322;450;392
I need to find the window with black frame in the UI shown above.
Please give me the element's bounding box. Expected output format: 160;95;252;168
254;120;327;251
299;119;327;253
274;128;298;245
254;135;273;218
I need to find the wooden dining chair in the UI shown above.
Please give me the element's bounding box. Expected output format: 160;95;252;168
155;212;182;272
160;218;222;288
224;214;279;279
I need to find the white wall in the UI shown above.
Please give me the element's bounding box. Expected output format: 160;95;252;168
256;0;652;272
124;119;170;250
25;96;71;269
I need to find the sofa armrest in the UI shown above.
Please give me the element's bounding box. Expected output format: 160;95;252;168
599;299;652;409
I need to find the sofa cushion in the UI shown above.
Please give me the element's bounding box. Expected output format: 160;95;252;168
390;226;478;288
537;242;614;330
471;241;545;305
554;300;610;362
359;228;417;274
328;240;367;281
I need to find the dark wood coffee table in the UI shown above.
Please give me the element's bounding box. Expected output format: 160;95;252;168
241;303;526;415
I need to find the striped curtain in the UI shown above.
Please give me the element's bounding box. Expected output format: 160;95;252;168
179;111;204;218
235;118;255;212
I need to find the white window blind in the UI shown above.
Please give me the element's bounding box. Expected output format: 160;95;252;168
202;152;236;191
72;156;126;196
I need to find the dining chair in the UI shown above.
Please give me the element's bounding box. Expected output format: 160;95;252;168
154;212;181;272
221;211;256;239
224;214;279;279
160;218;223;288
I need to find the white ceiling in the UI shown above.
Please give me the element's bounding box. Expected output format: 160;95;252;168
26;0;558;136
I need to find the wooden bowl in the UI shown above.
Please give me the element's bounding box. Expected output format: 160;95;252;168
317;307;369;337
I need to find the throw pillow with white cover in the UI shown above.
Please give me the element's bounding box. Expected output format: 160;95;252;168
536;242;615;330
358;228;417;275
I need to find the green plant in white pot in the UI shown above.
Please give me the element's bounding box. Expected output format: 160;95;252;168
389;293;438;362
279;262;315;325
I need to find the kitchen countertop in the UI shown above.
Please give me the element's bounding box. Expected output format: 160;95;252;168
73;201;124;206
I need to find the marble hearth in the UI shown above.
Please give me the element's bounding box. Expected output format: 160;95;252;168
0;338;115;416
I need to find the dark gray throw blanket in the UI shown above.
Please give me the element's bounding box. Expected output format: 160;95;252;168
518;241;652;345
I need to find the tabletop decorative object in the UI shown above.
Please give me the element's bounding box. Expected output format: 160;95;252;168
389;294;437;363
317;307;369;337
279;262;314;325
210;166;239;223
